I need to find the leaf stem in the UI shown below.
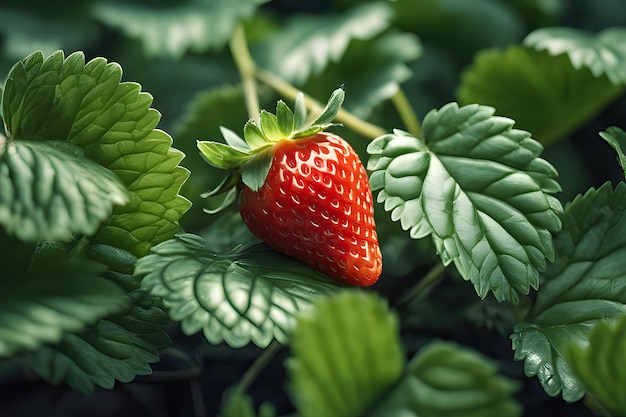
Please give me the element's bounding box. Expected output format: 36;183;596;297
391;88;421;137
237;340;283;392
396;262;446;305
229;23;261;122
255;68;387;140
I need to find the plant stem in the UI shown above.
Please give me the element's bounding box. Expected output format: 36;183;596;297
391;88;421;137
229;23;261;122
396;262;446;305
255;68;387;140
237;340;283;392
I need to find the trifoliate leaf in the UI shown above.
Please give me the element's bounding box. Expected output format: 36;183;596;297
511;182;626;402
136;234;339;348
254;2;394;85
367;103;563;303
93;0;270;58
0;261;130;358
370;341;522;417
17;270;170;394
457;46;623;145
524;26;626;84
600;126;626;178
287;290;404;417
0;140;128;242
1;50;191;257
567;316;626;416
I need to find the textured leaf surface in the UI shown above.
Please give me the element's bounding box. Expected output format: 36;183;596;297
367;103;562;302
600;126;626;178
136;234;339;348
17;270;170;394
0;261;130;357
371;341;521;417
524;26;626;84
93;0;268;58
0;140;128;241
1;50;191;256
288;291;404;417
254;2;393;85
457;46;623;144
511;182;626;401
568;316;626;416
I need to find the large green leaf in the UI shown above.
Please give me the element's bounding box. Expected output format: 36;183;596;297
511;182;626;402
367;103;563;302
287;290;404;417
457;46;623;145
524;26;626;85
136;234;339;348
600;126;626;178
0;140;128;241
17;269;170;394
93;0;269;58
567;316;626;417
0;261;130;358
370;341;522;417
302;31;422;119
1;50;191;256
254;2;394;85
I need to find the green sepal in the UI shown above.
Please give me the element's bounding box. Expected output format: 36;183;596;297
241;147;275;192
196;87;346;206
197;140;252;169
200;170;242;214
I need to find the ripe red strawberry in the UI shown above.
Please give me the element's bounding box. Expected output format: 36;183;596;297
239;132;381;286
197;88;382;286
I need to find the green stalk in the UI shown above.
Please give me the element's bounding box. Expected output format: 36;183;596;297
237;340;283;392
396;262;446;305
255;67;387;140
229;23;261;123
391;88;421;137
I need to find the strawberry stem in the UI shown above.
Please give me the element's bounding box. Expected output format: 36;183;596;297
391;88;422;138
237;340;283;392
229;23;261;122
255;67;387;140
396;262;446;305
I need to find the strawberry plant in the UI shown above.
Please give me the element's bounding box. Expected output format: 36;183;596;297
1;1;626;416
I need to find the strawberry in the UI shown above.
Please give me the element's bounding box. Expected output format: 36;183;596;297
197;89;382;286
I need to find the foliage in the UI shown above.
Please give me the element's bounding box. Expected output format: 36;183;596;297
1;1;626;416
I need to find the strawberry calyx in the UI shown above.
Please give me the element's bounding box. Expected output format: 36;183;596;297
197;88;345;213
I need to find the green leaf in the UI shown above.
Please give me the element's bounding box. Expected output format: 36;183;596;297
524;26;626;84
17;270;170;394
137;234;339;348
302;31;421;119
2;50;191;257
567;316;626;417
309;88;345;128
287;290;404;417
254;2;394;85
93;0;269;58
457;46;623;145
600;126;626;178
367;103;563;303
0;261;130;358
511;182;626;402
370;341;522;417
0;140;128;241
